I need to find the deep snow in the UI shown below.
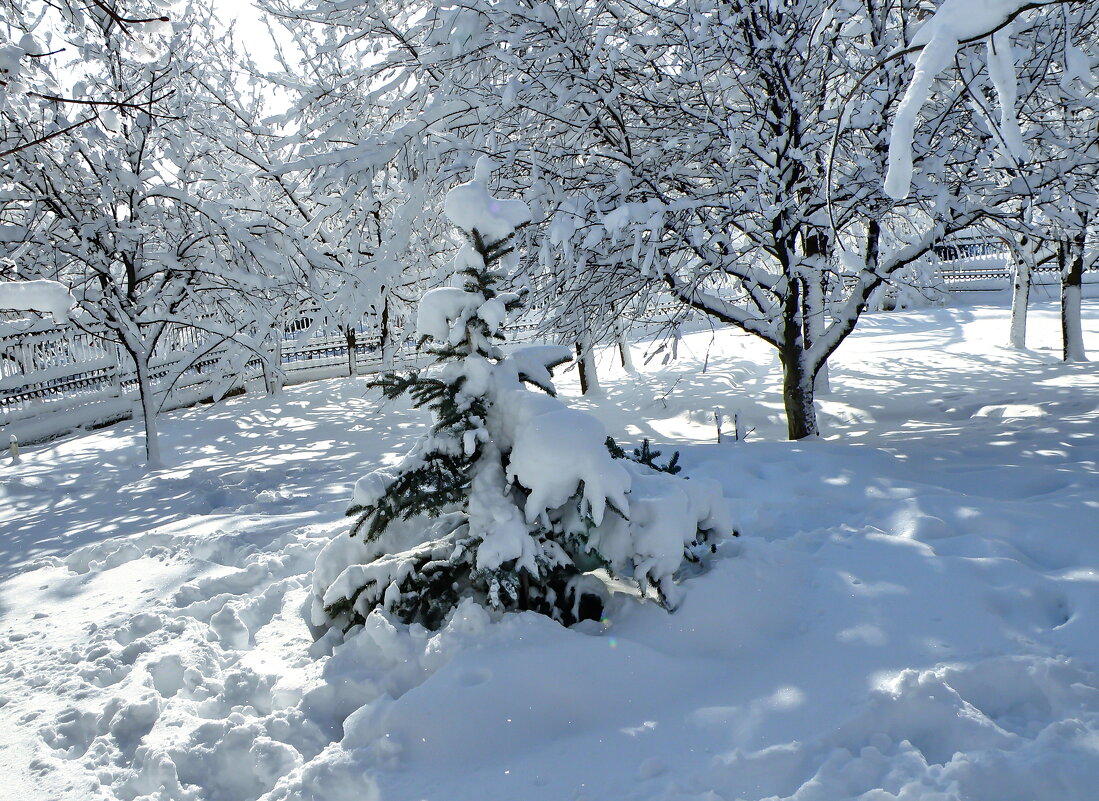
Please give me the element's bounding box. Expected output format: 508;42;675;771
2;299;1099;801
0;279;76;324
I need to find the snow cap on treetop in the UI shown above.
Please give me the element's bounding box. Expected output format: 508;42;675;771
443;156;530;243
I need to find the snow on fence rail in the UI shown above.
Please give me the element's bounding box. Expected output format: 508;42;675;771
12;282;1020;449
0;294;710;448
932;249;1099;289
1;319;544;446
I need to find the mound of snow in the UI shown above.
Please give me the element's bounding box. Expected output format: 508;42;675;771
0;279;75;324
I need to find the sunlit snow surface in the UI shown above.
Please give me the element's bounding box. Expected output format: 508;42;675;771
3;299;1099;801
0;279;75;324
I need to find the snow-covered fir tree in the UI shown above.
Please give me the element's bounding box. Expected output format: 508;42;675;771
309;159;730;631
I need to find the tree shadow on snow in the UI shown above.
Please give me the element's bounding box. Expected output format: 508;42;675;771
0;377;426;579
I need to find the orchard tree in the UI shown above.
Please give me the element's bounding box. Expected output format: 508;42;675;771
256;0;475;370
262;0;1099;436
260;0;657;396
884;0;1099;359
487;0;1011;438
0;4;298;465
1023;10;1098;363
262;0;1012;439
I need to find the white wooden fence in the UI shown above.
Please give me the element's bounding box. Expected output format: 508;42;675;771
932;245;1099;290
15;256;1094;448
0;299;692;448
0;319;434;446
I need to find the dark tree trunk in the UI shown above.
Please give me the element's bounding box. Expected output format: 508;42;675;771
1060;232;1087;362
780;346;819;440
129;346;162;467
778;265;819;440
617;332;633;371
576;341;591;395
575;330;600;395
345;326;358;376
380;293;393;368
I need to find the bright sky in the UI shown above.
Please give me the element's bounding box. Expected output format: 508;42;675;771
220;1;289;72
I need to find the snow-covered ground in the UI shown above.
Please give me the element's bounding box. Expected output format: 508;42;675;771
3;299;1099;801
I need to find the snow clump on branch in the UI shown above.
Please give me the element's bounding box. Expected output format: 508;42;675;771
885;0;1056;199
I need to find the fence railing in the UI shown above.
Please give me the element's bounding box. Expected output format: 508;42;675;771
0;318;545;447
932;250;1099;288
11;260;1094;447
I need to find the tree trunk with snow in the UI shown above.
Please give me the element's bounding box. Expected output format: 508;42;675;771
576;330;600;396
261;349;276;395
129;345;163;468
263;328;284;397
814;358;831;397
110;345;125;401
380;294;395;370
781;346;819;441
1060;233;1087;363
345;326;358;376
780;278;819;440
615;321;635;374
259;317;281;396
802;268;831;397
1009;234;1035;349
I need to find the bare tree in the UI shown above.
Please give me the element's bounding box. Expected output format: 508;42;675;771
260;0;1097;435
